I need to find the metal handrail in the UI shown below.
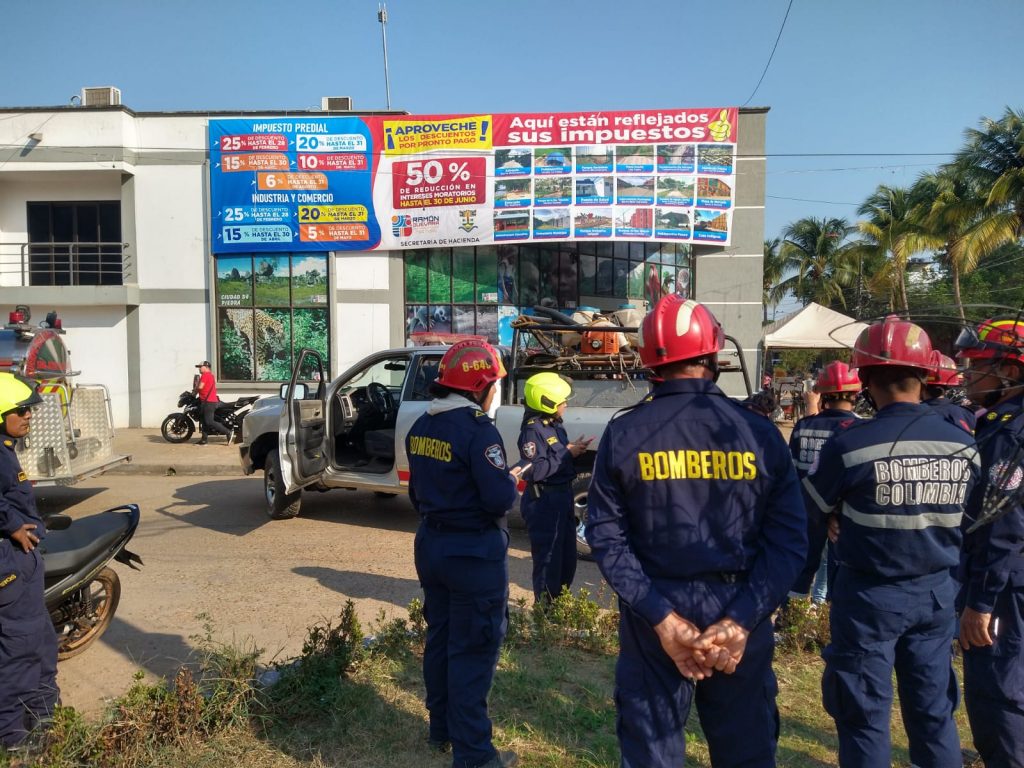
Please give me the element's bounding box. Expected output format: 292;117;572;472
16;242;129;286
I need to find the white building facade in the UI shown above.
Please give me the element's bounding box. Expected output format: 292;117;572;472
0;100;767;427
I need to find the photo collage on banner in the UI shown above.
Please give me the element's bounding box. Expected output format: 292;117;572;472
214;254;329;381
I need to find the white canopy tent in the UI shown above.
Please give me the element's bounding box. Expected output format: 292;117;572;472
762;302;868;350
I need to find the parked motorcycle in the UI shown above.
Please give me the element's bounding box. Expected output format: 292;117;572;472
160;391;258;444
41;504;143;660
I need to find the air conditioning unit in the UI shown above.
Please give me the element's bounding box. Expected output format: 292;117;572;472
321;96;353;112
81;87;122;107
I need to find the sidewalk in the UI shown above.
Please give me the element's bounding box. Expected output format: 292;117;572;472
107;429;246;477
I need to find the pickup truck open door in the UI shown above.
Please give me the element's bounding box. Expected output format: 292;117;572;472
280;348;328;495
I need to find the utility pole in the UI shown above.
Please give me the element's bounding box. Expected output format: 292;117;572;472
378;3;392;110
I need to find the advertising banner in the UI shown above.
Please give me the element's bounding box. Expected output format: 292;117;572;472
209;107;738;253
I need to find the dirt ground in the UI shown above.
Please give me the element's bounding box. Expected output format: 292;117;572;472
36;475;606;717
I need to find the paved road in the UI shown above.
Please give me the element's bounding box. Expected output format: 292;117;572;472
36;475;606;715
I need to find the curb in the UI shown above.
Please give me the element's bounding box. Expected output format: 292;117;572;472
106;463;246;477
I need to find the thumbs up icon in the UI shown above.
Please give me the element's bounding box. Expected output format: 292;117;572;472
709;110;732;142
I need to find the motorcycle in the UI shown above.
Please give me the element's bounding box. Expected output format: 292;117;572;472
41;504;143;660
160;391;258;444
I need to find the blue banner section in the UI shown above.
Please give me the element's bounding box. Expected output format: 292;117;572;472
209;118;380;253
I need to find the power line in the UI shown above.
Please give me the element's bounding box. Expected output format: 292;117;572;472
767;194;860;206
741;0;795;107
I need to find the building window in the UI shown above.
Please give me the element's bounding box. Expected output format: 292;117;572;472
26;201;123;286
214;254;329;381
403;242;691;345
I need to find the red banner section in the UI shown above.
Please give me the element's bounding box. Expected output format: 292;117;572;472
490;108;739;147
392;157;487;209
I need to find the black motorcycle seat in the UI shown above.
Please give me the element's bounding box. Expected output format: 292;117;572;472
218;396;257;410
41;512;130;578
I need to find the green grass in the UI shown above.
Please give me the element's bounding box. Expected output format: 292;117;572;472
6;596;984;768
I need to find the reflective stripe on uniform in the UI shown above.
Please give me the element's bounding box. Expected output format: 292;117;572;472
842;501;962;530
802;475;833;514
841;441;980;469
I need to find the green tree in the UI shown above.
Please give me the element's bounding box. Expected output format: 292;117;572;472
954;107;1024;241
854;185;933;314
775;217;857;310
911;169;991;319
762;237;790;323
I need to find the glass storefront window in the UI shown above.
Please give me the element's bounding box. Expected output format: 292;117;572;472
403;242;693;345
453;249;475;303
427;248;452;303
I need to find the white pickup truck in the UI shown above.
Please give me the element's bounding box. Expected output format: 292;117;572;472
238;320;751;556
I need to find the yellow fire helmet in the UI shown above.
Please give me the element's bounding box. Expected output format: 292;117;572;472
0;372;42;417
524;372;573;414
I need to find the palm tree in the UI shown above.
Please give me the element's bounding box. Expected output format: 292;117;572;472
775;217;857;309
910;169;990;319
854;185;932;313
954;107;1024;241
762;237;791;323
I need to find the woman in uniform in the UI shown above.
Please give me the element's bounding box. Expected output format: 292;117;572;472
405;340;520;768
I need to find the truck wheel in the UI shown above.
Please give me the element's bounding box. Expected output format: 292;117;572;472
265;452;301;520
161;413;194;443
573;472;593;560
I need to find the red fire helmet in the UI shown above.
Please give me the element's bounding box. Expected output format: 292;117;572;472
851;315;934;373
814;361;861;394
926;352;962;387
637;296;724;370
955;317;1024;365
436;340;506;393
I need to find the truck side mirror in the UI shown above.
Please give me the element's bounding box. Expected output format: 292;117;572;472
280;383;308;400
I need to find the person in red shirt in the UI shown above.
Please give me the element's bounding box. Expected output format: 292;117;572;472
194;361;231;445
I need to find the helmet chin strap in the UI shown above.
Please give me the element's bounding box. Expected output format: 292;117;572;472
975;360;1024;409
708;358;721;383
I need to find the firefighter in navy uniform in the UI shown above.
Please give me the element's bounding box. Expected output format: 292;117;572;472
0;373;59;753
585;296;806;768
406;340;519;768
517;372;592;603
924;351;977;434
787;361;861;601
955;317;1024;768
805;317;979;768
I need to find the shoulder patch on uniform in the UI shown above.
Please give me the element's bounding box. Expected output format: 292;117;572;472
2;440;11;447
523;441;537;459
484;444;506;469
839;419;856;429
1002;413;1014;422
474;410;489;418
988;412;1000;421
526;418;536;425
546;435;559;445
0;573;16;589
17;471;26;482
990;459;1024;491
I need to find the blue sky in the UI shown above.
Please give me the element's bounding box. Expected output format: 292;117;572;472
2;0;1021;306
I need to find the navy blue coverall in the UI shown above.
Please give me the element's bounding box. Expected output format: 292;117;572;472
517;410;577;602
406;398;518;768
924;395;977;434
806;402;979;768
0;437;58;749
788;408;859;597
585;378;806;768
959;394;1024;768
